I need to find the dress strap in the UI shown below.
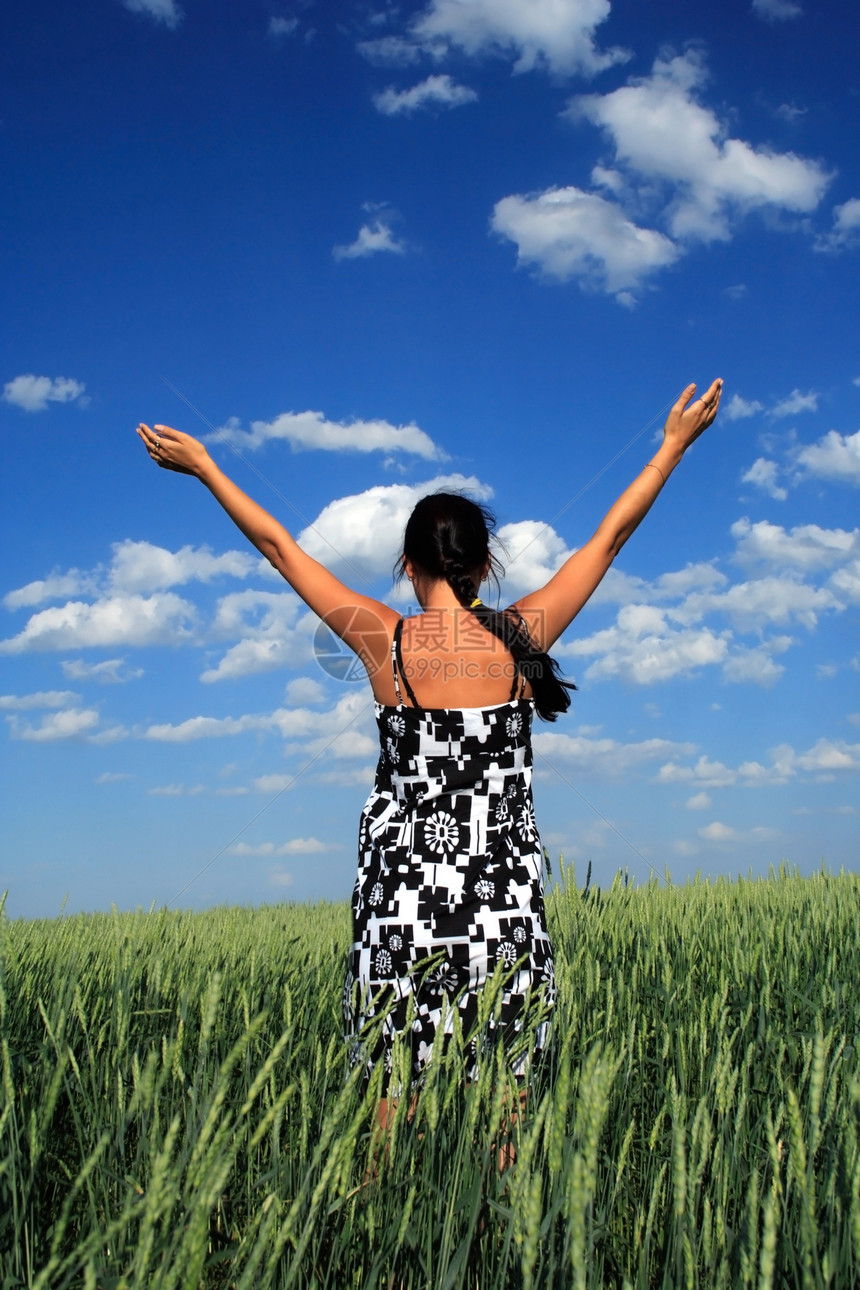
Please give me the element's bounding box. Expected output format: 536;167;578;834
390;625;403;706
392;619;421;709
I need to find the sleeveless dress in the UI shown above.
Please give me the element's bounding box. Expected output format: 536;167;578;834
343;618;556;1088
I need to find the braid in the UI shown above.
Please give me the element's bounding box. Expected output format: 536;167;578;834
397;490;576;721
438;532;576;723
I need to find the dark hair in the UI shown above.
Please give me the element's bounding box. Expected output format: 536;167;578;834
394;491;576;721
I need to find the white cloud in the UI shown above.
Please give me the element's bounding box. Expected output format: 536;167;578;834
230;837;339;856
333;217;406;260
773;102;807;124
96;771;132;784
496;521;573;597
214;409;443;460
721;638;791;685
411;0;630;77
572;50;831;243
202;637;309;683
270;869;295;887
770;388;818;418
145;690;371;745
786;739;860;774
534;729;695;778
7;708;100;741
586;562;728;608
0;593;197;653
698;820;738;841
741;458;786;500
61;657;144;683
89;724;129;746
491;186;679;300
4;572;94;610
673;839;700;856
284;676;327;704
657;755;741;788
830;559;860;606
561;604;730;683
723;388;817;425
374;75;477;115
108;540;257;594
253;773;294;793
357;36;425;66
731;517;859;571
815;198;860;252
752;0;802;21
123;0;182;27
5;541;256;610
3;374;86;413
796;429;860;485
685;792;711;809
658;737;860;789
678;575;837;631
203;590;311;682
0;690;79;710
268;16;299;37
210;590;304;639
296;473;492;580
301;728;377;760
725;393;764;421
146;713;270;742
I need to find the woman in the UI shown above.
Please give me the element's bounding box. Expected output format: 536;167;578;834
137;377;722;1092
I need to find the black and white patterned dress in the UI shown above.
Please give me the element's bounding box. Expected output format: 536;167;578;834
344;619;555;1087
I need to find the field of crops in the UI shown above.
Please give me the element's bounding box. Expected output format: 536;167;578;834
2;866;860;1289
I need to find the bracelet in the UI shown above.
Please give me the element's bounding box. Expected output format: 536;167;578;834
644;462;666;485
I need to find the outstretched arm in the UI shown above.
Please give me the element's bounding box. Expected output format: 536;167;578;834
511;378;722;651
136;423;399;666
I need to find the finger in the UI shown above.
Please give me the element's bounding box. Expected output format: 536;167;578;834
153;424;180;442
138;424;168;464
136;426;158;456
696;378;723;417
672;383;697;412
137;422;160;448
699;378;722;403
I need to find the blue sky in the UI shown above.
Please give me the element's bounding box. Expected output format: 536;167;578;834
2;0;858;919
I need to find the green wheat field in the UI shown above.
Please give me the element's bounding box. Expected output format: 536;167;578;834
2;866;860;1289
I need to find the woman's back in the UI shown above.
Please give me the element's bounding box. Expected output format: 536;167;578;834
371;608;533;710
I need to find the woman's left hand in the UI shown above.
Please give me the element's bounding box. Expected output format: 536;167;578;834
136;423;210;477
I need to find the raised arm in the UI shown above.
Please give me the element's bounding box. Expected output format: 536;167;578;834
136;423;399;669
511;378;722;651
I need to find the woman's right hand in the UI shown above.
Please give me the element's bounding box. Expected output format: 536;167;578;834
661;378;723;459
136;423;211;477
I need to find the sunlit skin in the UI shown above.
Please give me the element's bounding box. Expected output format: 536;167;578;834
137;376;722;1159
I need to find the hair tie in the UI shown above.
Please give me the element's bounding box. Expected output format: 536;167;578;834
470;597;482;609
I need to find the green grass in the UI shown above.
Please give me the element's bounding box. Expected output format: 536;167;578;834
2;866;859;1288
